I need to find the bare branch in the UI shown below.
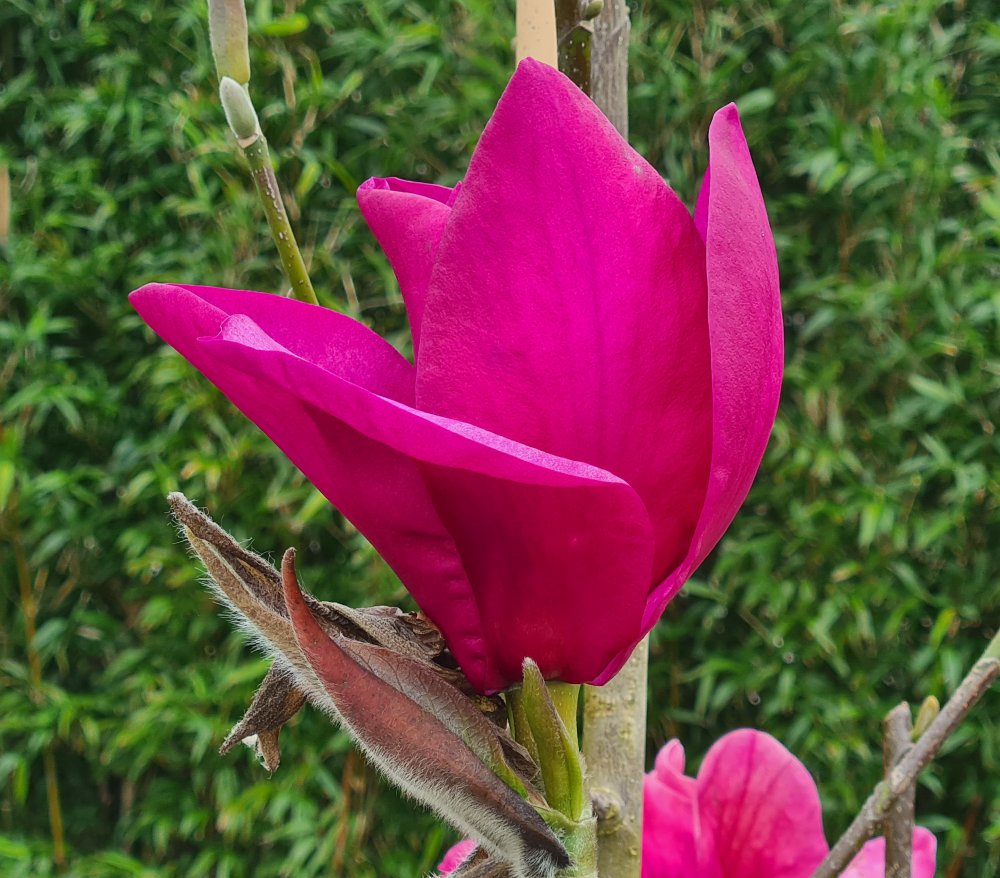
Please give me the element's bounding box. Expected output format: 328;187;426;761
811;646;1000;878
883;702;914;878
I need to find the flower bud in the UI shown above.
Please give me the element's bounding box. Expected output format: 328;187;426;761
219;77;260;141
208;0;251;84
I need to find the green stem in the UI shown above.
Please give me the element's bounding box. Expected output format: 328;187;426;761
239;133;318;305
547;681;581;745
554;0;593;94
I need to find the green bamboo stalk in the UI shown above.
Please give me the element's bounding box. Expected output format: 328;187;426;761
10;508;66;871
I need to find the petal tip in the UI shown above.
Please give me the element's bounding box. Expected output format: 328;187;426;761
655;739;686;776
711;102;745;138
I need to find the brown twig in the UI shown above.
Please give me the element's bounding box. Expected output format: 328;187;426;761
883;702;914;878
944;795;981;878
810;629;1000;878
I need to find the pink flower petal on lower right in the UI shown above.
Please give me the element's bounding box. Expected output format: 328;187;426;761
840;828;937;878
696;730;827;878
642;740;708;878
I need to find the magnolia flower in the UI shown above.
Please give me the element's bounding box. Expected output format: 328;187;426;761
643;730;937;878
438;730;937;878
130;59;782;693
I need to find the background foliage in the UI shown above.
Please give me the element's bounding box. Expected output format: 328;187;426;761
1;0;998;874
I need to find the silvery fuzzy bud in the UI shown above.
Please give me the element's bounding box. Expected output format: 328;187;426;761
281;551;569;878
168;494;568;878
219;77;260;142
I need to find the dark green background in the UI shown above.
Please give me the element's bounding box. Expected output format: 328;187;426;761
1;0;998;874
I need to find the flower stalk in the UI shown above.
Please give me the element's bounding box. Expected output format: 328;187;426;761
237;126;318;305
515;0;557;67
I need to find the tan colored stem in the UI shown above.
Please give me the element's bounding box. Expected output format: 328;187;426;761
582;636;647;878
0;162;10;246
515;0;558;67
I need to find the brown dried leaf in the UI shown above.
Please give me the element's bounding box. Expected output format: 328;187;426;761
219;665;307;772
447;847;514;878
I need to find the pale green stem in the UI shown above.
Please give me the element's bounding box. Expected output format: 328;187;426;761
238;132;318;305
508;679;595;876
547;681;581;744
507;685;541;766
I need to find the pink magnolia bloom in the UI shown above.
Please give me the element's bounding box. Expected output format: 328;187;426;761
643;730;937;878
439;730;937;877
130;59;782;693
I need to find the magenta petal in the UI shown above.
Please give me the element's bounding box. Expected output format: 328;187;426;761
640;103;783;632
840;829;937;878
130;283;653;691
416;59;713;584
642;740;709;878
357;177;455;354
696;730;828;878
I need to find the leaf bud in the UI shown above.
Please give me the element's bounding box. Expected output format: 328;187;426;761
912;695;940;740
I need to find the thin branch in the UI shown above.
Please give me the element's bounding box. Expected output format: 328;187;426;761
811;635;1000;878
883;702;914;878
